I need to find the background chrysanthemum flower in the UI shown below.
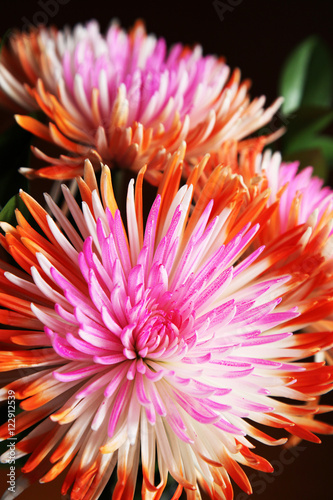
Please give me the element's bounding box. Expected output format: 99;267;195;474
257;151;333;366
0;154;333;500
199;143;333;366
0;20;283;184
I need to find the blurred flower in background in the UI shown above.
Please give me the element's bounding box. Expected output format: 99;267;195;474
0;20;282;183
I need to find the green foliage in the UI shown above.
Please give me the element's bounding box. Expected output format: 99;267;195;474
279;36;333;115
278;36;333;178
0;193;31;226
0;29;12;55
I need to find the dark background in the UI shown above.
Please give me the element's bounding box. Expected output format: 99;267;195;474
0;0;333;499
2;0;333;110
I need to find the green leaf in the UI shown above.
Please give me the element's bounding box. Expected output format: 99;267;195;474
302;41;333;109
284;107;333;138
0;29;12;55
284;134;333;162
280;106;333;168
0;194;31;226
279;36;333;115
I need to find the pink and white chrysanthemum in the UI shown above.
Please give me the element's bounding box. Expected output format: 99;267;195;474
0;20;282;183
0;156;333;500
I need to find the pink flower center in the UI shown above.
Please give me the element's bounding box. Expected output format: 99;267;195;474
122;306;184;361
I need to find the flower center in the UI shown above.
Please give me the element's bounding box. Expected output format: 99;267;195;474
121;308;184;361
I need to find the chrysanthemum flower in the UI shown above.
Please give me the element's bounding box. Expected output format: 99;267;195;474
199;143;333;366
0;151;333;500
0;20;283;183
256;151;333;366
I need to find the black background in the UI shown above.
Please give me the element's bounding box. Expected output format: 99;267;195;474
0;1;333;499
2;0;333;107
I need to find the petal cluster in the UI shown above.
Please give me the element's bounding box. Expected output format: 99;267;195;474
0;20;282;183
200;143;333;364
0;156;333;500
260;152;333;365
